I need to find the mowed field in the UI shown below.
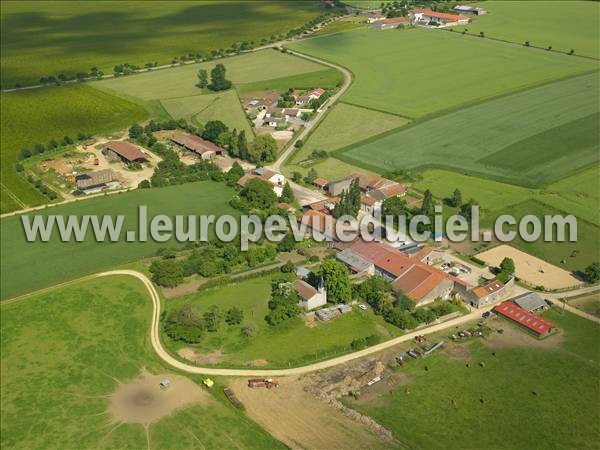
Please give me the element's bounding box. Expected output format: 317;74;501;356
0;276;284;449
455;1;600;59
0;85;147;213
337;73;599;187
164;274;401;368
289;27;598;118
284;102;408;180
0;181;237;300
345;310;600;449
0;1;325;87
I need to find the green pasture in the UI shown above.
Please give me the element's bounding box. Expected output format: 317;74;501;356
0;276;284;449
568;292;600;319
236;68;343;94
0;181;237;300
311;18;368;37
289;27;598;118
345;310;600;449
164;274;401;368
161;90;253;137
457;1;600;59
95;50;327;101
336;73;599;187
284;103;407;181
0;1;325;87
0;85;147;213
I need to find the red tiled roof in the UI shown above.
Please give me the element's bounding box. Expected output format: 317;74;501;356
421;9;465;22
392;265;446;302
311;88;326;97
349;240;393;264
361;194;378;206
379;183;407;198
379;17;408;25
495;302;556;335
293;280;317;301
375;251;412;278
105;141;147;162
472;280;505;299
313;177;329;187
301;210;335;233
171;134;222;155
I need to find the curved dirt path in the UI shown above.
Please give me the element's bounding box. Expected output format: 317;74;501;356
5;269;598;376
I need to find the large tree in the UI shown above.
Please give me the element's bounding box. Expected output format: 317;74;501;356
248;135;278;162
451;188;463;207
319;259;352;304
237;130;249;160
196;68;208;88
240;178;277;209
280;182;295;203
202;120;228;142
421;189;433;215
583;262;600;283
163;304;204;343
208;63;232;91
149;259;183;287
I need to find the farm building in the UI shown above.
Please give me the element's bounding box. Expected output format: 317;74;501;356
339;240;465;306
312;177;329;191
495;302;557;337
293;278;327;310
295;95;311;106
305;199;337;214
454;5;487;15
410;9;470;27
327;177;353;196
459;278;514;308
372;17;408;30
366;13;386;23
300;210;336;241
75;169;113;191
265;108;301;119
309;88;326;99
264;117;288;128
170;134;224;159
510;292;548;312
103;141;148;165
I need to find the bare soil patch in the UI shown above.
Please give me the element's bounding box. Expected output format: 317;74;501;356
483;318;564;350
443;343;472;361
230;377;385;450
108;370;209;425
162;278;206;299
246;359;269;367
376;324;391;338
177;348;224;365
476;245;581;289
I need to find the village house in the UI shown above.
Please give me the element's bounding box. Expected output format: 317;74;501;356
237;168;286;197
366;13;386;23
170;134;225;160
327;177;354;196
103;141;148;165
300;209;337;242
312;177;329;191
458;278;514;308
309;88;326;100
410;9;470;27
265;108;301;119
293;278;327;310
295;95;312;106
372;16;408;30
264;117;288;128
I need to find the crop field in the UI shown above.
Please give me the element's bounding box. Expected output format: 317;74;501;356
0;1;325;88
96;50;328;101
0;85;147;214
284;103;407;181
345;310;600;449
236;68;343;94
0;181;237;300
161;90;253;136
455;1;600;59
289;27;598;118
0;276;284;449
164;274;401;368
413;164;600;227
336;73;599;188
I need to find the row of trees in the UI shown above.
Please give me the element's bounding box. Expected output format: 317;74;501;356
333;179;361;219
196;63;232;91
19;132;92;160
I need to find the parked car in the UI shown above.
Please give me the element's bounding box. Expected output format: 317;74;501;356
482;311;492;319
358;304;367;310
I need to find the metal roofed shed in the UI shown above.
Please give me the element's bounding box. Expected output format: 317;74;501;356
296;266;310;279
510;292;548;312
337;248;373;273
494;302;557;337
75;169;113;190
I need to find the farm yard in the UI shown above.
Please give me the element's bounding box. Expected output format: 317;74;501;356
343;310;600;449
0;85;147;213
452;1;600;59
0;181;237;300
335;72;599;188
289;27;598;118
163;274;401;369
0;0;326;88
0;275;284;449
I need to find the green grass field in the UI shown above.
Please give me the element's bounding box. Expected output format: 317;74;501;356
283;103;407;181
336;72;599;187
0;275;284;449
0;181;237;300
0;85;147;213
161;90;253;136
456;1;600;59
163;274;401;368
345;310;600;449
311;17;368;37
0;1;326;88
236;68;343;94
289;27;597;118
